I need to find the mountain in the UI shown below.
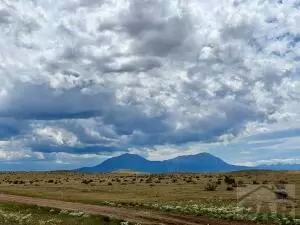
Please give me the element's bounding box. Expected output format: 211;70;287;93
76;152;249;173
166;152;247;172
78;154;165;173
257;163;300;171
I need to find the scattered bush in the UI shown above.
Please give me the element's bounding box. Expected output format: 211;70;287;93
253;180;259;185
81;179;93;184
224;175;235;185
278;180;288;184
145;179;152;183
232;183;238;187
103;216;110;222
185;179;193;183
237;180;246;187
226;186;234;191
205;182;217;191
12;180;25;184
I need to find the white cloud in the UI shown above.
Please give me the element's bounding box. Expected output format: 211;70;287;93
33;126;78;146
236;158;300;167
0;140;44;161
0;0;299;168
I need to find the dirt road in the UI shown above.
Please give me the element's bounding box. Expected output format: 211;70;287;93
0;193;260;225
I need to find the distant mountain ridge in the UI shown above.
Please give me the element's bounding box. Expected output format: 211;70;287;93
76;152;249;173
257;163;300;171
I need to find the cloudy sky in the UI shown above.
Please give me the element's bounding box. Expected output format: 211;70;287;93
0;0;299;170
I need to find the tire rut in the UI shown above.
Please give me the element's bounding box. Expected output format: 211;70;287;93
0;193;264;225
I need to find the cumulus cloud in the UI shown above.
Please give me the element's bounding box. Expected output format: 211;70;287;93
0;0;299;169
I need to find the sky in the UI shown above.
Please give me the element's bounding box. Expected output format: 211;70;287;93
0;0;299;171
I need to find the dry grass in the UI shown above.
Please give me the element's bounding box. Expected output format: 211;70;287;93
0;170;298;217
0;201;124;225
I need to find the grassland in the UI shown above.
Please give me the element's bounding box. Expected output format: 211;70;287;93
0;170;299;224
0;201;124;225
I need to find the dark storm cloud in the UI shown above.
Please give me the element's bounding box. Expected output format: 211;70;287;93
0;0;299;167
30;144;124;154
0;83;114;120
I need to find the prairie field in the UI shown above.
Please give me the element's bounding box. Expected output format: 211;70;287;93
0;170;299;224
0;201;125;225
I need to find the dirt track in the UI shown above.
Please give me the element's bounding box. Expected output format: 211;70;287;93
0;193;262;225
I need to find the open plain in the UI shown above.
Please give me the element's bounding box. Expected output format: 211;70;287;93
0;170;299;224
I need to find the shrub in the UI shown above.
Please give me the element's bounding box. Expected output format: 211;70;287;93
205;182;217;191
145;179;152;183
103;216;110;222
13;180;25;184
237;180;246;187
185;179;193;183
82;179;93;184
224;175;235;185
227;186;234;191
278;180;288;184
253;180;259;185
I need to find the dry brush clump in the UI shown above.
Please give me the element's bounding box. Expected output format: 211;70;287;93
224;175;236;185
237;180;246;187
278;179;288;184
81;179;93;185
226;186;234;191
204;181;218;191
252;180;259;185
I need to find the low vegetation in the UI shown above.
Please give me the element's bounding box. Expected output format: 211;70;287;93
0;202;125;225
101;200;300;225
0;170;298;225
204;181;218;191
